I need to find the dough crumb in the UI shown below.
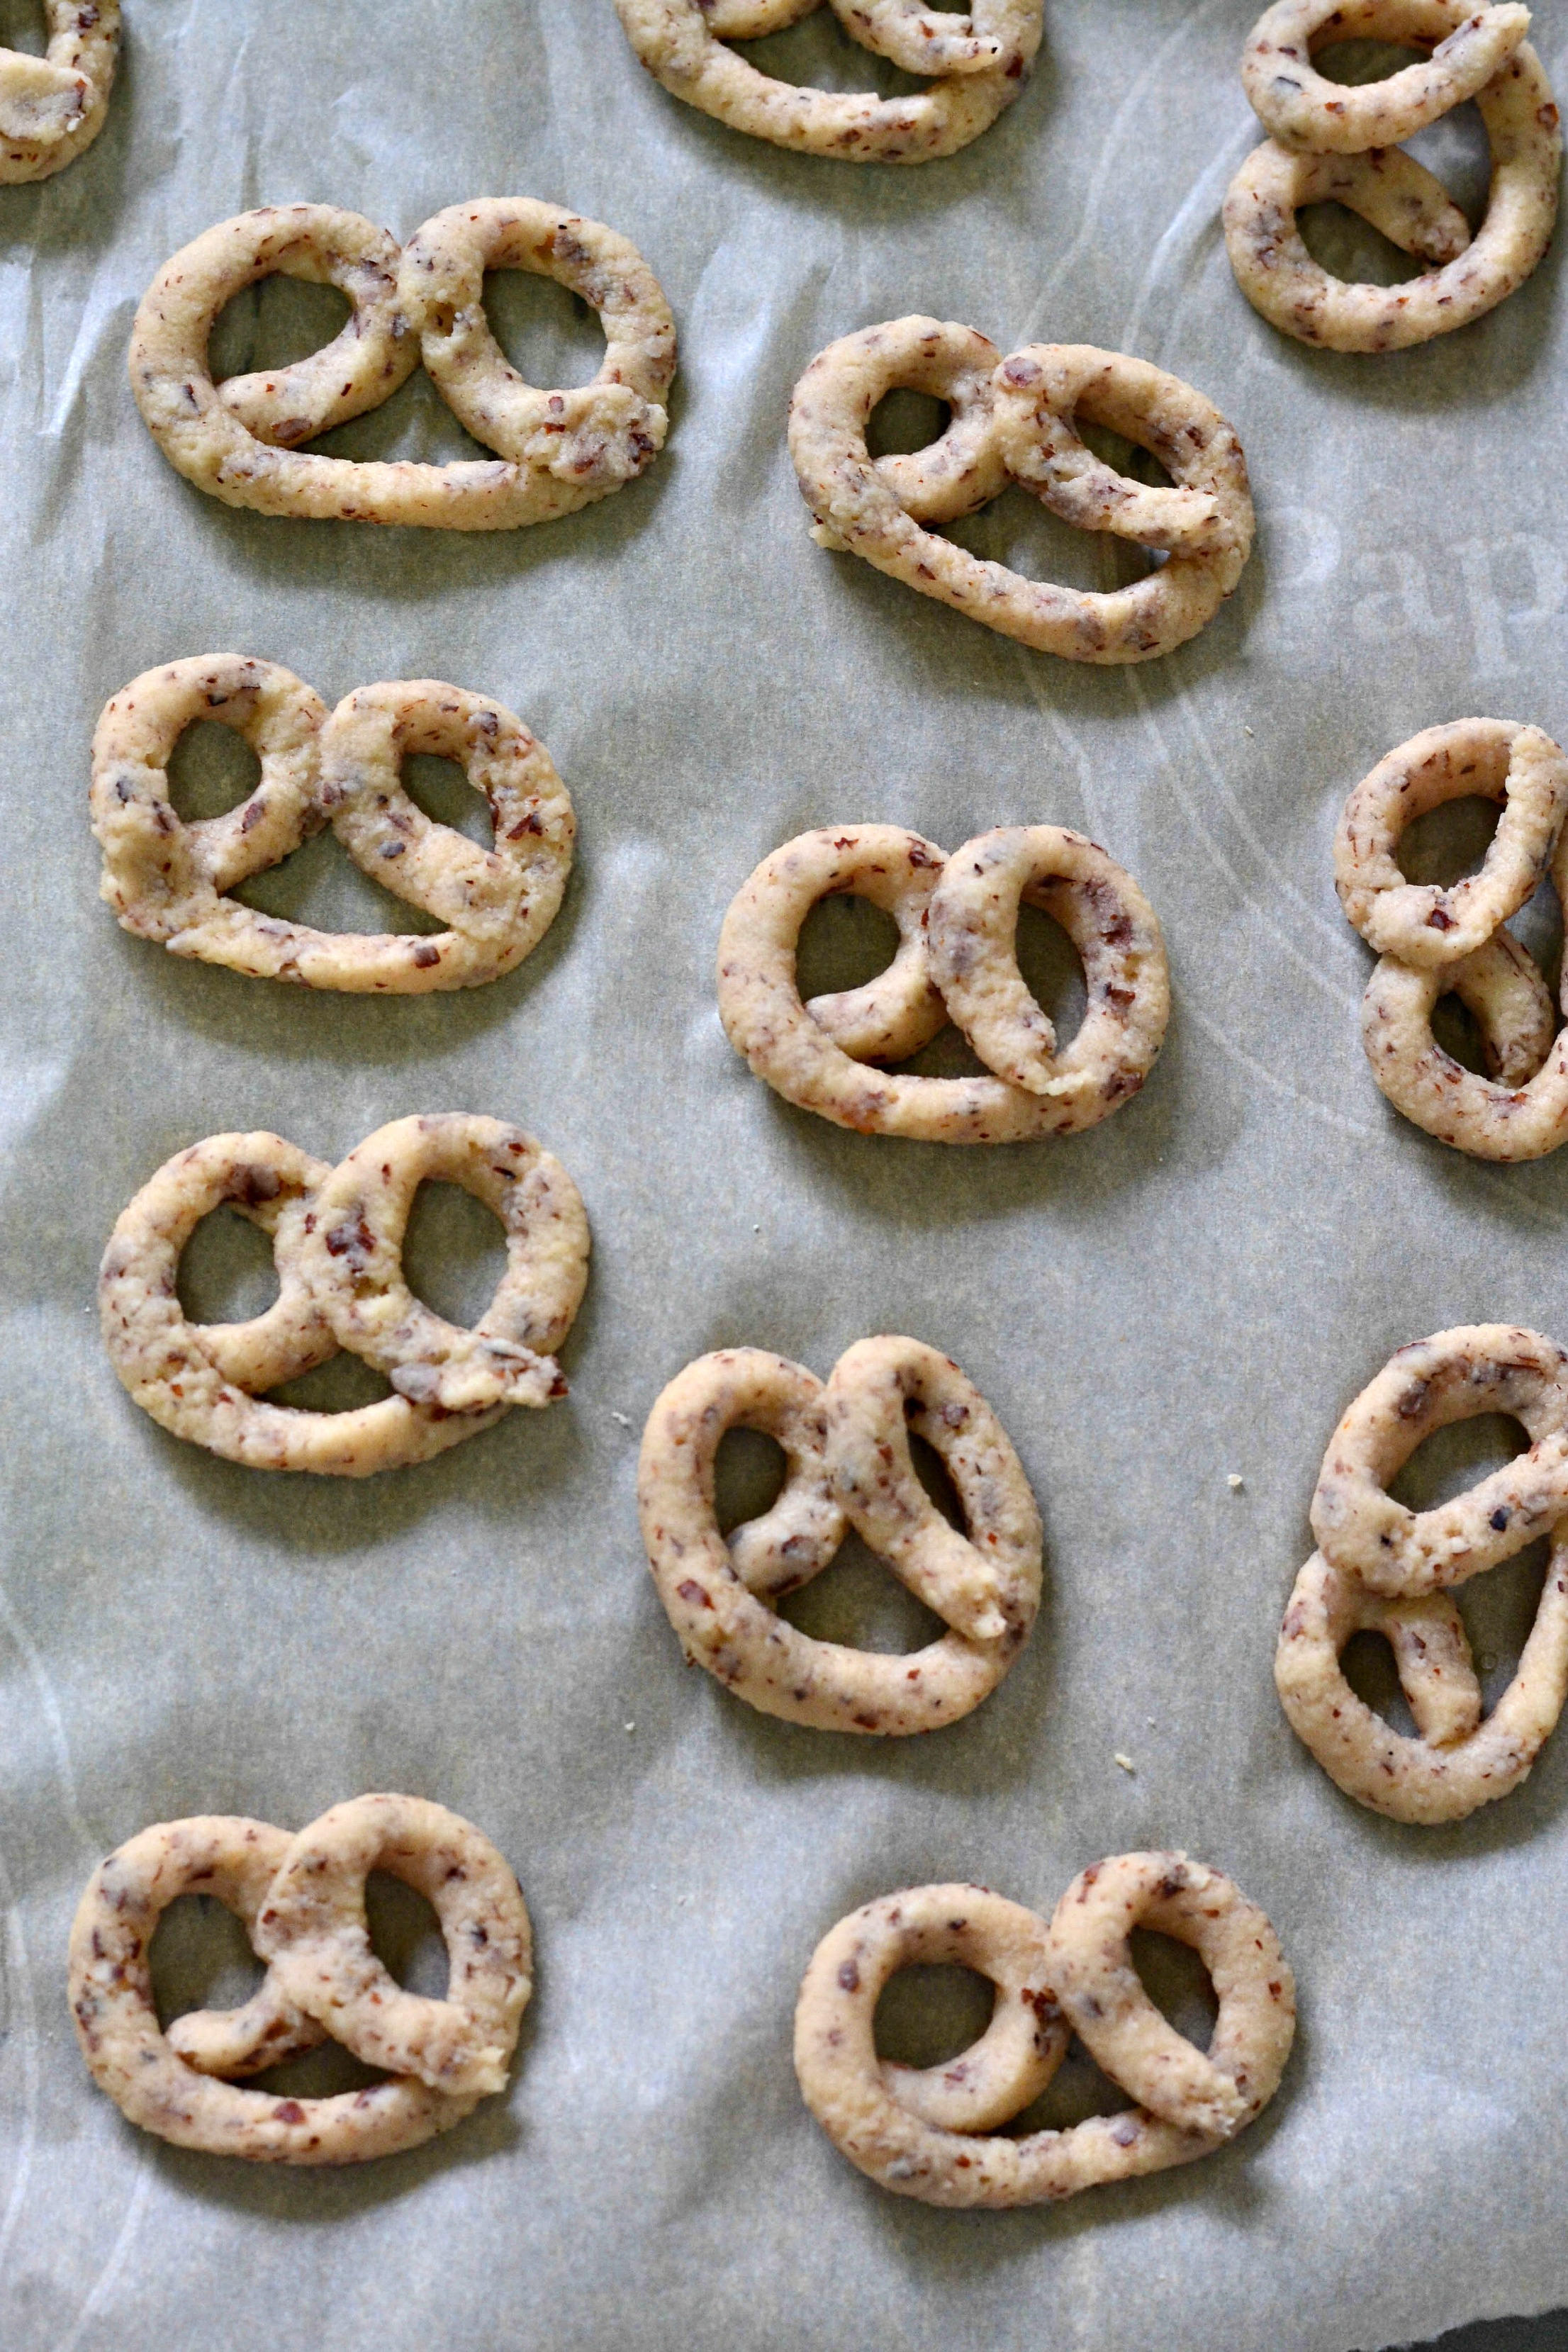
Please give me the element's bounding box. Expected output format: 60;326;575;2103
1226;1473;1244;1490
610;1411;632;1427
1114;1752;1136;1774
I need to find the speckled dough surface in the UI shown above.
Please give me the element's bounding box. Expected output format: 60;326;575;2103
99;1116;589;1474
794;1857;1294;2206
637;1337;1042;1732
611;0;1041;162
788;322;1253;661
0;0;118;184
1335;719;1568;1158
1226;1;1562;352
130;201;676;527
92;656;576;992
68;1796;532;2164
717;823;1169;1141
1277;1326;1568;1821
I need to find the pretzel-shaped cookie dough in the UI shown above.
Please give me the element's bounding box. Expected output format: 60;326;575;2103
612;0;1041;164
99;1116;588;1475
790;323;1253;659
130;201;676;528
717;823;1169;1143
795;1856;1295;2205
69;1796;532;2163
92;657;575;993
1226;2;1561;352
1277;1326;1568;1821
0;1;118;184
638;1337;1042;1732
1335;719;1568;1159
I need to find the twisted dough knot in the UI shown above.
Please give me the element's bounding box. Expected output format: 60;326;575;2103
0;1;118;184
1333;717;1568;1160
91;656;575;993
789;321;1253;661
795;1857;1295;2205
1277;1325;1568;1821
717;822;1170;1143
99;1115;590;1475
612;0;1041;164
1225;1;1562;351
637;1336;1043;1733
130;200;676;528
68;1796;532;2164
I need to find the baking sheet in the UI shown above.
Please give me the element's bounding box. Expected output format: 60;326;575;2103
1;1;1566;2345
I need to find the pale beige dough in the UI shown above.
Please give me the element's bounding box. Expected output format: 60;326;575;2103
130;201;675;528
99;1119;588;1476
716;823;1170;1142
611;0;1041;164
1226;6;1561;352
637;1338;1041;1733
1276;1542;1568;1822
0;0;118;184
92;657;575;993
69;1799;530;2163
1309;1324;1568;1594
794;1859;1294;2207
790;323;1253;661
1334;719;1568;1158
1243;0;1531;150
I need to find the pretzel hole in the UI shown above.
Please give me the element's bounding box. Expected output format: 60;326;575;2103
0;4;47;55
873;1964;995;2068
1456;1535;1551;1711
1395;794;1500;886
232;826;447;936
268;1353;394;1413
1340;1628;1418;1734
402;1180;510;1328
177;1205;281;1326
364;1869;449;2000
151;1892;267;2028
715;1426;788;1532
796;894;901;1001
402;751;495;849
1015;901;1087;1046
166;720;264;824
209;276;354;388
866;389;951;461
730;13;935;96
944;474;1165;593
483;269;605;393
1387;1411;1530;1514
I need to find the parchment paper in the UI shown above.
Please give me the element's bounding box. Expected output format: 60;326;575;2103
2;2;1566;2346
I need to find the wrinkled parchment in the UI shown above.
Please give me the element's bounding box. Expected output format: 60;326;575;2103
1;3;1565;2347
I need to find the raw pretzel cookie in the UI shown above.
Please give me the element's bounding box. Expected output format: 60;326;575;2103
790;323;1253;661
612;0;1041;164
717;823;1170;1143
1334;718;1568;1159
69;1795;532;2163
795;1855;1294;2205
1277;1325;1568;1822
99;1115;589;1474
1226;1;1561;352
638;1336;1042;1732
0;0;118;184
91;656;575;994
130;200;676;528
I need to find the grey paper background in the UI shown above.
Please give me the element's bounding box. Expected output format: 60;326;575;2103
0;1;1564;2347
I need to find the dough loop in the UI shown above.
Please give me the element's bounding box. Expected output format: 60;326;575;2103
789;321;1253;661
637;1336;1042;1732
69;1796;532;2163
717;822;1170;1142
0;0;118;184
92;656;575;994
130;200;675;527
1334;719;1568;1159
1226;1;1561;351
99;1116;589;1474
1277;1324;1568;1820
794;1857;1294;2205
